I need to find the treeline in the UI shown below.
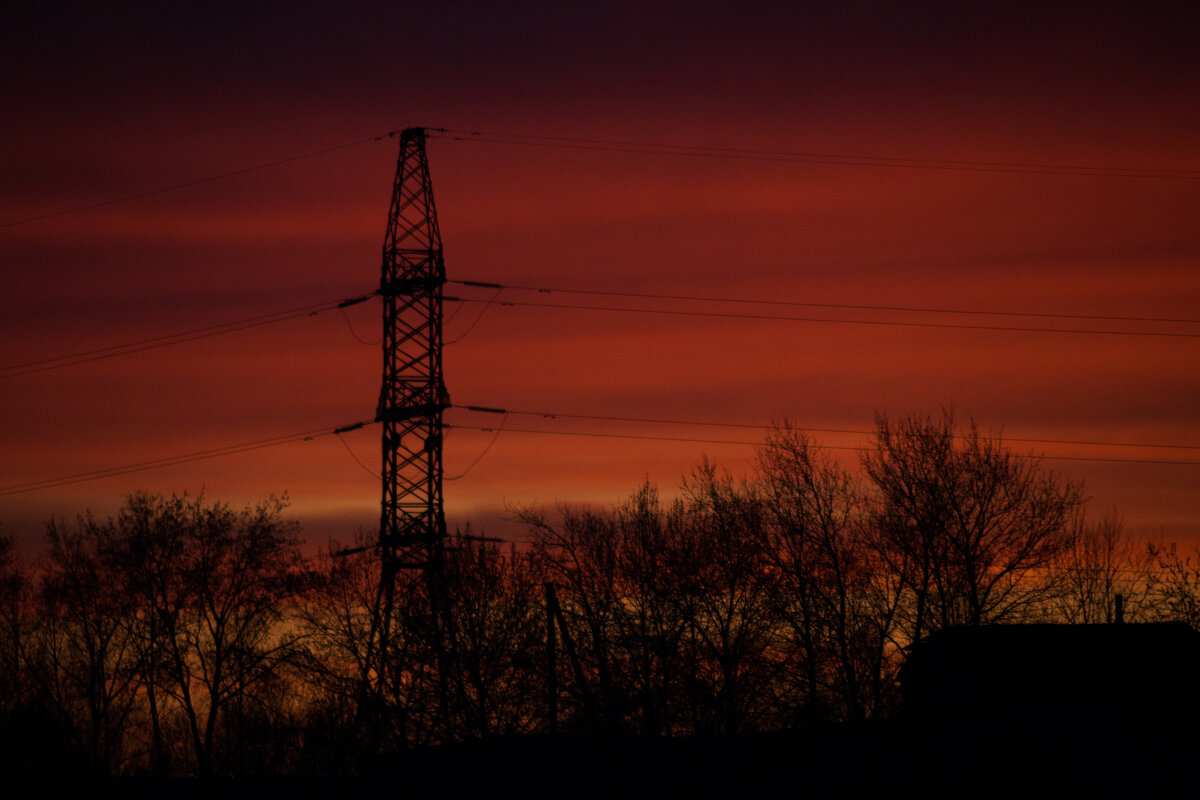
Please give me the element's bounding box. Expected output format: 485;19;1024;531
1;411;1197;777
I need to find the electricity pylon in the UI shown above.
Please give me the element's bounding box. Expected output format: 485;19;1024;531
377;128;448;574
363;126;452;742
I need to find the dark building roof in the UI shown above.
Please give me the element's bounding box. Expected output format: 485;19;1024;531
900;622;1200;734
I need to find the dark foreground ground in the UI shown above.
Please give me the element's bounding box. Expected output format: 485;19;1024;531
8;721;1194;798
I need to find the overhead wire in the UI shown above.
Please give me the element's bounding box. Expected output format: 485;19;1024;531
1;131;401;230
445;296;1200;340
447;278;1200;327
9;124;1198;234
7;396;1198;499
450;404;1200;453
6;124;1198;501
432;129;1200;181
444;423;1200;467
0;290;378;379
0;419;376;496
336;430;382;481
338;305;382;345
446;412;510;480
444;286;505;345
7;274;1190;385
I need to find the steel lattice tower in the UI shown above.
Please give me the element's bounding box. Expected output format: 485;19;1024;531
349;127;455;747
366;128;452;732
377;127;449;570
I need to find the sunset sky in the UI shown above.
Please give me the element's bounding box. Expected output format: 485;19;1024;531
2;2;1197;553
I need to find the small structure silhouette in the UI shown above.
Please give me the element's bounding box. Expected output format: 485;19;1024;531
900;621;1200;755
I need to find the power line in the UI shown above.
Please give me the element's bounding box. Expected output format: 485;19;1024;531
13;270;1190;383
444;423;1200;467
433;129;1200;181
11;125;1196;235
1;132;402;230
7;402;1196;499
449;279;1200;327
0;419;376;496
7;273;1190;384
445;286;505;345
0;290;378;379
338;305;382;346
446;413;509;480
445;296;1200;340
336;431;381;480
446;423;759;448
451;404;1200;453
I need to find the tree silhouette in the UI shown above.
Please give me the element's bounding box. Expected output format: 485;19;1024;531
1048;513;1153;624
1149;541;1200;628
291;532;386;766
522;500;624;732
673;462;778;734
0;528;67;777
2;405;1190;778
96;492;304;776
0;530;26;720
28;514;141;775
757;424;903;722
864;411;1084;642
442;530;543;738
607;483;690;736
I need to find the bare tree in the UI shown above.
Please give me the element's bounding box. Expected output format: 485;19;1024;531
0;529;27;718
442;530;544;738
28;514;142;775
522;482;703;735
97;492;305;776
171;494;303;775
1048;512;1154;624
0;528;58;775
1147;541;1200;628
757;423;903;722
521;500;624;731
673;462;779;734
608;483;690;736
291;532;384;763
863;411;1084;642
292;531;448;765
97;491;192;774
297;529;498;759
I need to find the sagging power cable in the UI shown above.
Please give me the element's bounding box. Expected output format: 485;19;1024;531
0;419;376;496
0;290;378;379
